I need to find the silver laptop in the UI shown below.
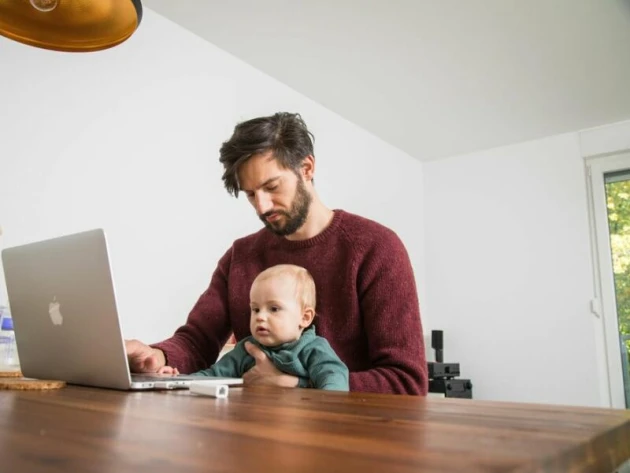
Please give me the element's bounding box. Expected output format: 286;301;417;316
1;229;242;390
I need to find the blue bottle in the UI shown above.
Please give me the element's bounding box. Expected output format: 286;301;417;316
0;308;19;369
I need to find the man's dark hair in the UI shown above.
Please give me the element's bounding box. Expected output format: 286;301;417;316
219;112;315;197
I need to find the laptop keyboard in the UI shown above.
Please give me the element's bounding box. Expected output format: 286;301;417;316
131;374;201;382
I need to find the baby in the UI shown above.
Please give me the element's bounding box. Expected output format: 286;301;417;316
163;264;349;391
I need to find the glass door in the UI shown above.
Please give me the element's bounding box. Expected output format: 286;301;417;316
588;152;630;409
604;170;630;408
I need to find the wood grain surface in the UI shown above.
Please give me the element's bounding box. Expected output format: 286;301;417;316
0;385;628;473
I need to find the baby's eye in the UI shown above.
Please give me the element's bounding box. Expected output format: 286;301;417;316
270;306;280;312
251;308;260;313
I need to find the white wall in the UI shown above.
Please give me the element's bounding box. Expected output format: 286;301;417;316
423;132;601;407
0;10;425;344
580;119;630;158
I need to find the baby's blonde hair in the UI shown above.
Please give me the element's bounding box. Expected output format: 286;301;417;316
254;264;316;311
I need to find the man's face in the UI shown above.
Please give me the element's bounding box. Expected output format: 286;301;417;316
238;152;312;236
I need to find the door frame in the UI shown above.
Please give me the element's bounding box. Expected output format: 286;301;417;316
586;151;630;409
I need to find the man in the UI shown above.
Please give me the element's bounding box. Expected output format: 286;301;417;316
126;112;428;394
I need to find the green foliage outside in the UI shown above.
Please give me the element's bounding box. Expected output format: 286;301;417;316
605;179;630;401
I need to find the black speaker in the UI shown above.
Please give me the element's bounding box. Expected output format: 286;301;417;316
427;329;473;399
431;330;443;362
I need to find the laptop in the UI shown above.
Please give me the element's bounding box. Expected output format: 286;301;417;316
1;229;242;390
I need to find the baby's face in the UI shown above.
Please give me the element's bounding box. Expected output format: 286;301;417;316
249;274;307;347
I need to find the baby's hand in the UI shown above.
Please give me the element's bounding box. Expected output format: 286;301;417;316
157;365;180;375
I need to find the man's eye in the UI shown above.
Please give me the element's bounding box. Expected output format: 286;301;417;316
266;186;278;192
245;193;254;199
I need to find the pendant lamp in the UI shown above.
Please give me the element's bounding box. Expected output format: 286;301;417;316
0;0;143;52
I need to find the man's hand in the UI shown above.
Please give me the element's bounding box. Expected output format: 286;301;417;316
125;339;166;373
243;342;299;388
156;366;180;375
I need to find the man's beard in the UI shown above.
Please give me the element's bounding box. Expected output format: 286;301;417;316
259;178;312;236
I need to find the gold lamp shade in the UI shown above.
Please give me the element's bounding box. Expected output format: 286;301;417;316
0;0;143;52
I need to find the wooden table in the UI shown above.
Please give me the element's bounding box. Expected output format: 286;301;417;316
1;385;629;473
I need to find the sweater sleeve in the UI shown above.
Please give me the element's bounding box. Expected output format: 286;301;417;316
302;337;350;391
352;230;428;395
193;340;249;378
151;248;233;374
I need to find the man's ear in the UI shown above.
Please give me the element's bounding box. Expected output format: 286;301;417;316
301;155;315;182
300;307;315;329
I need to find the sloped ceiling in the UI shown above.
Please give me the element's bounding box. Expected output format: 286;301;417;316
145;0;630;161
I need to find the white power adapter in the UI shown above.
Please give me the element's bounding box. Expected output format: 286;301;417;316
190;382;229;399
189;379;242;398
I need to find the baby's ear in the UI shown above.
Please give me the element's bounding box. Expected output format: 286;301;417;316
300;307;315;329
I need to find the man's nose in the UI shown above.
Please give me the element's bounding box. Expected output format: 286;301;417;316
254;193;273;215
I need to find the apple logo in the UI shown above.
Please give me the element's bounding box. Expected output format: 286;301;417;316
48;296;63;325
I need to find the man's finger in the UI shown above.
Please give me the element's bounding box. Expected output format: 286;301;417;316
242;368;258;384
139;355;157;371
130;354;150;372
244;341;267;362
147;355;160;368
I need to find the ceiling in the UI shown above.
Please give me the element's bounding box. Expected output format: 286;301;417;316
145;0;630;161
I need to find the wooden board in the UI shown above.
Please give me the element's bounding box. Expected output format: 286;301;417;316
0;378;65;390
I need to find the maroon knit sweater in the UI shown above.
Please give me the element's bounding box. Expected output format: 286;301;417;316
153;210;428;395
